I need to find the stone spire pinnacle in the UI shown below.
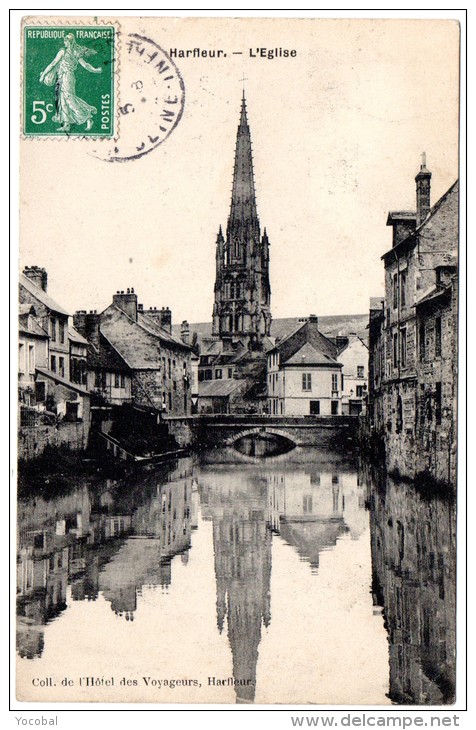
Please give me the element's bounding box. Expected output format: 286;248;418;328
228;92;258;227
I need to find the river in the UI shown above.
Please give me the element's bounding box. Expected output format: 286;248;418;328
16;444;456;705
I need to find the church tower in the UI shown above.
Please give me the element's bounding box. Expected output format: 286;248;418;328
212;93;271;350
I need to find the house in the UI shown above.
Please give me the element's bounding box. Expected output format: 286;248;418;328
76;288;193;416
20;267;70;380
18;267;91;458
337;334;369;415
73;311;132;406
368;158;458;485
266;315;343;416
18;304;49;406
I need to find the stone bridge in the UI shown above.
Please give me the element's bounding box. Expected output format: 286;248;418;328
166;414;359;449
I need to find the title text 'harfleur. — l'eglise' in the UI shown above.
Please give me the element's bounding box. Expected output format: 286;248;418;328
169;47;297;59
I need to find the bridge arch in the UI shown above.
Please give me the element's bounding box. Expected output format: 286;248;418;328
225;427;302;447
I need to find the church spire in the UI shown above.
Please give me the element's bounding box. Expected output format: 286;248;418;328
228;92;258;228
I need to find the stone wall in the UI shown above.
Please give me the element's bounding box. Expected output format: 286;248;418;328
18;420;90;461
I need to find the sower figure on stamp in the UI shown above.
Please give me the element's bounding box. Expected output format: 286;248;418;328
39;33;102;132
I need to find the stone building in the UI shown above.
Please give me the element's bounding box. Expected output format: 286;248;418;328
266;316;343;416
368;160;458;485
198;93;273;413
76;288;193;416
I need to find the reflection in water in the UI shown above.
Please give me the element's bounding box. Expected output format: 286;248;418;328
366;464;456;704
16;448;456;705
233;432;295;459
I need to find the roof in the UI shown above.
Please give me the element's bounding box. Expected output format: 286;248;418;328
382;179;459;261
414;284;452;309
386;211;416;225
88;333;131;373
100;306;189;370
20;274;69;316
369;297;384;310
269;320;339;367
36;367;90;396
198;379;245;398
284;342;341;367
68;326;89;345
19;314;49;338
137;311;191;350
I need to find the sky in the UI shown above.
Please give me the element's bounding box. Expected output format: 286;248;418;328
19;16;460;326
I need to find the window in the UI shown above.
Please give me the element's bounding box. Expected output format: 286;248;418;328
228;368;233;379
51;355;56;373
435;382;442;425
36;381;46;402
168;392;172;412
168;359;171;379
18;343;25;373
396;395;403;433
121;373;125;388
59;357;65;378
400;328;407;368
215;369;222;379
392;273;398;309
303;495;313;513
356;385;364;398
95;370;101;387
114;373;120;388
173;380;177;391
302;373;312;391
400;270;407;307
357;365;365;378
65;401;79;422
331;400;339;415
435;317;442;357
332;373;338;391
50;317;57;342
28;345;35;373
419;323;426;361
393;332;398;368
59;321;65;344
332;475;339;485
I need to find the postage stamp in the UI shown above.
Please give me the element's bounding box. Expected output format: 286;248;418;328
22;25;116;137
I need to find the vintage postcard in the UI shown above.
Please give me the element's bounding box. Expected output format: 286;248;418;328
14;14;462;710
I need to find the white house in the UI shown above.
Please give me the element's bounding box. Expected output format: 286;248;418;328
267;316;343;416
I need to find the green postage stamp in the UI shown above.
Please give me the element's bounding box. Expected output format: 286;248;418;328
23;25;116;137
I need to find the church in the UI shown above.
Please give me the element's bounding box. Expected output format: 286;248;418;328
198;93;273;414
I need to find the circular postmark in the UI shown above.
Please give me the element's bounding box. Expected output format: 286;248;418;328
92;33;185;162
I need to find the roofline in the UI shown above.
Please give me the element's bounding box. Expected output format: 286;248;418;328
35;367;90;396
382;178;459;261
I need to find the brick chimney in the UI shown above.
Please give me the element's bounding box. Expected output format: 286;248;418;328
112;287;138;321
73;310;101;349
415;152;432;227
180;320;190;344
308;314;318;326
23;266;47;292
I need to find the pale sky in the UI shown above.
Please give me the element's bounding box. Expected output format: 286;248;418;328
19;16;460;325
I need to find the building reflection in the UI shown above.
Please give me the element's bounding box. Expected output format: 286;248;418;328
367;466;456;704
198;446;366;702
199;469;271;703
17;458;196;655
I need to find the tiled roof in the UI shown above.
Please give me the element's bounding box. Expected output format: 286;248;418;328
68;326;89;345
88;334;131;373
138;312;191;350
19;314;49;338
269;320;339;366
198;379;245;398
20;275;69;316
285;342;341;366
